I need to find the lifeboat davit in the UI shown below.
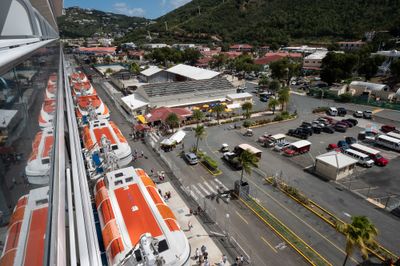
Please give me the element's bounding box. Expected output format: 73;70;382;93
75;95;110;121
25;128;54;184
0;186;49;266
94;167;190;266
38;99;55;128
82;119;132;170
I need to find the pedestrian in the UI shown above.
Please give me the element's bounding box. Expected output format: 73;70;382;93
187;220;193;231
150;168;154;176
141;150;144;157
182;142;184;150
203;258;210;266
158;189;162;195
222;254;227;264
239;255;244;265
200;245;206;254
195;248;201;260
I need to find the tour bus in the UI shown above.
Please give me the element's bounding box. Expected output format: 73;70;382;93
387;131;400;140
342;148;374;167
350;143;389;166
234;143;262;159
263;133;286;147
375;134;400;152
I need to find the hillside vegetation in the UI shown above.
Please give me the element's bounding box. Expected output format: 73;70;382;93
123;0;400;44
58;7;148;38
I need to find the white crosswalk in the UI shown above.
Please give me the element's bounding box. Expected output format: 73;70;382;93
188;178;230;201
148;131;161;144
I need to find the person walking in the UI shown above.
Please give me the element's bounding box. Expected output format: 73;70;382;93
222;254;227;264
200;245;206;254
141;150;144;158
187;220;193;231
195;248;201;260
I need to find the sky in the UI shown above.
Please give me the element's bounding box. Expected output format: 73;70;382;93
64;0;192;19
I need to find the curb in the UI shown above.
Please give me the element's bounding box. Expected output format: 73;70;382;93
199;161;222;176
248;116;298;129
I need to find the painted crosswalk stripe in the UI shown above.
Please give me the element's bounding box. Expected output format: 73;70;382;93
214;178;229;190
203;181;217;194
197;183;210;196
191;185;205;198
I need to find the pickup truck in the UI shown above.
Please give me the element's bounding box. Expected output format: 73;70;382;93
222;152;242;170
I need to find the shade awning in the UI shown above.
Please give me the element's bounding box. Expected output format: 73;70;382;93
136;115;147;124
202;104;209;108
192;107;200;110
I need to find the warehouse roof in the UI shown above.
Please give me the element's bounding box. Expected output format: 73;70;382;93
166;64;220;80
140;66;163;77
316;151;357;168
350;81;388;91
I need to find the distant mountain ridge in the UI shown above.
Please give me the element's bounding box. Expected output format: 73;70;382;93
122;0;400;44
58;7;149;38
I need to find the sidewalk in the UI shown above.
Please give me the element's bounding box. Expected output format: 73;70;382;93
158;182;229;266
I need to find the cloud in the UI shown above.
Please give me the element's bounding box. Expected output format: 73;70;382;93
113;2;145;17
170;0;192;8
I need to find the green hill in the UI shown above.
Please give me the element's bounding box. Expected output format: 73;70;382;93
122;0;400;45
58;7;149;38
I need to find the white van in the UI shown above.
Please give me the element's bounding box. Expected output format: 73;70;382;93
327;107;338;116
343;148;374;167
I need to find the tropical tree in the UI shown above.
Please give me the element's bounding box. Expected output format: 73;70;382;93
210;53;228;70
130;62;140;74
278;87;290;111
165;113;180;133
390;59;400;82
238;150;259;184
194;125;206;152
268;79;281;95
212;104;225;124
241;102;253;119
268;98;279;114
336;216;378;266
192;109;204;125
258;75;269;88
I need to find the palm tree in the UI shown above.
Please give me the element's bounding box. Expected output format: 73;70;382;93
268;79;281;95
194;125;206;152
241;102;253;119
212;104;225;124
337;216;378;266
237;150;259;184
165;113;180;133
192;109;204;125
278;87;290;111
268;98;279;114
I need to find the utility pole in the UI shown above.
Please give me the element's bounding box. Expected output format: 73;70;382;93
198;5;201;15
164;21;168;31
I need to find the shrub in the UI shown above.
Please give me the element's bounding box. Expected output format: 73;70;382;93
273;115;284;121
202;155;218;170
337;92;353;103
243;120;253;128
312;106;329;113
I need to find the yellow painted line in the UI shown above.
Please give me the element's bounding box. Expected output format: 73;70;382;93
238;196;323;266
372;108;383;114
246;177;359;264
261;236;278;253
235;211;249;225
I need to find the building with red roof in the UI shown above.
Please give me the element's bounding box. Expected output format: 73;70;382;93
74;47;116;56
229;44;253;52
255;52;303;65
145;107;192;123
221;51;243;59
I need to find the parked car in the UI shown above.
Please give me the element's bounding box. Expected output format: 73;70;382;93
222;152;242;170
322;126;335;134
243;129;253;136
334;124;347;133
345;118;358;126
327;143;339;151
327;107;338;116
273;141;291;152
363;110;372;119
345;137;357;145
312;126;322;134
184;152;199;165
283;140;312;156
358;131;378;142
220;143;229;152
381;125;396;133
337;140;349;150
298;126;313;136
287;129;308;139
337;107;347;116
353;111;363;118
340;120;354;128
321;116;334;124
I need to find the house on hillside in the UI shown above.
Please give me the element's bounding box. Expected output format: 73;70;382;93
229;44;253;53
337;40;366;51
255;52;302;66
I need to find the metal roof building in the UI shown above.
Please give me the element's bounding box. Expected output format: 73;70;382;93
166;64;220;80
135;77;237;108
315;151;357;180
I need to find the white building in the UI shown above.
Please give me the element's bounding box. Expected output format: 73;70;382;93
166;64;220;81
139;66;167;83
303;51;328;70
349;81;393;100
226;92;253;110
120;93;149;115
143;43;169;49
172;43;196;50
282;45;327;55
314;151;358;180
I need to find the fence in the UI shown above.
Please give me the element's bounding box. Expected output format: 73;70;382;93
352;98;400;111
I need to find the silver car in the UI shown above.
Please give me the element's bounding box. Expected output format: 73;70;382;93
184;152;199;165
273;141;291;151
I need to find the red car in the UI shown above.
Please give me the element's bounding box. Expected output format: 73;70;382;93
327;143;341;152
381;125;396;133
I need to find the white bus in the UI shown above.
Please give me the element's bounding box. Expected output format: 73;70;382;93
342;148;374;167
375;134;400;152
387;131;400;140
350;143;389;166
